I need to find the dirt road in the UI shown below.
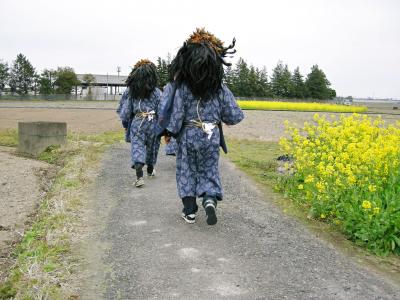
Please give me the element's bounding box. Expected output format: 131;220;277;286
79;144;400;299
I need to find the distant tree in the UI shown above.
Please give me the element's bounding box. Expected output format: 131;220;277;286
156;56;171;88
54;67;79;94
233;58;252;97
224;65;234;89
329;89;337;98
247;66;259;97
82;73;96;97
305;65;336;99
39;69;57;94
0;60;9;95
225;59;271;97
255;66;272;97
290;67;306;99
32;73;41;95
270;61;292;98
8;53;36;94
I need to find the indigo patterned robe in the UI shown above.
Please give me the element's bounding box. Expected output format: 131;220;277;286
119;88;162;167
165;138;178;156
165;83;244;200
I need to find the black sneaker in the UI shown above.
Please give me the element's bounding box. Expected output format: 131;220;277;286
147;169;156;178
181;212;196;224
204;199;217;225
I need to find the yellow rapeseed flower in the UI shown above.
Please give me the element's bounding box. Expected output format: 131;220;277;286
362;200;372;210
304;175;315;183
348;175;357;184
237;101;367;113
298;184;304;190
316;181;325;192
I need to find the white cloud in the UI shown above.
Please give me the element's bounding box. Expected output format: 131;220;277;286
1;0;399;98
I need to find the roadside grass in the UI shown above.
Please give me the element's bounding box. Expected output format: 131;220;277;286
225;139;281;186
225;138;400;284
0;129;18;147
0;129;123;299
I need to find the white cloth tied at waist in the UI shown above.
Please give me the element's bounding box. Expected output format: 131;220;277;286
202;122;217;140
188;120;217;140
136;110;156;121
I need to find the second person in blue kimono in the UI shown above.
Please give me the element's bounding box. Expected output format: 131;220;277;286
119;59;161;187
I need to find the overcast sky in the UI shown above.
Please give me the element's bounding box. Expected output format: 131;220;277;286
1;0;399;99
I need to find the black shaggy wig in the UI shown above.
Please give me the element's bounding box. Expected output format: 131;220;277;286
169;28;236;100
126;59;158;99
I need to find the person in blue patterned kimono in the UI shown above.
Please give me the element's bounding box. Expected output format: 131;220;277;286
117;89;131;142
157;83;178;156
119;59;161;187
164;28;244;225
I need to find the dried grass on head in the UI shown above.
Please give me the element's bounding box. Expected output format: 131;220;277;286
169;28;236;100
126;59;158;99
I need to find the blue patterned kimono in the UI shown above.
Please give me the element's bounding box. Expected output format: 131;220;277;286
157;83;178;157
119;88;162;167
117;89;131;142
165;138;178;156
165;83;244;200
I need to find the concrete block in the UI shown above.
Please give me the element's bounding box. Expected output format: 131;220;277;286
18;122;67;156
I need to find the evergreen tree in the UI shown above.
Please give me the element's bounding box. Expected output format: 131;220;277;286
156;56;169;88
247;66;259;97
39;69;57;94
9;53;35;94
290;67;306;99
256;66;272;97
233;58;251;97
305;65;336;99
33;73;40;95
150;54;337;100
54;67;79;94
0;60;9;95
270;61;292;98
224;65;234;91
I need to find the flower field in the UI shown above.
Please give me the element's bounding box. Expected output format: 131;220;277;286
279;114;400;255
238;100;367;113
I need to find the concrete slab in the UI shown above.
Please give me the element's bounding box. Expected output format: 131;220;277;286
18;121;67;155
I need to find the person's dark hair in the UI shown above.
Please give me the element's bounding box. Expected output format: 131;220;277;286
169;28;236;100
126;59;158;99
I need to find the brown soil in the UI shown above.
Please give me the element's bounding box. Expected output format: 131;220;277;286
224;110;400;142
0;108;121;134
1;101;399;138
0;147;56;282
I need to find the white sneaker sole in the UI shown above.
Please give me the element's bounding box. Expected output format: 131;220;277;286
134;178;145;187
181;213;195;224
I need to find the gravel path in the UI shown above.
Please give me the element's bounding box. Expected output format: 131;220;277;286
80;144;400;299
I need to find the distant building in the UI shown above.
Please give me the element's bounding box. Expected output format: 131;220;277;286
76;74;128;100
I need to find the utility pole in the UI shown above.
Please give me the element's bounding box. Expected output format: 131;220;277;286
117;66;121;94
106;73;109;101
